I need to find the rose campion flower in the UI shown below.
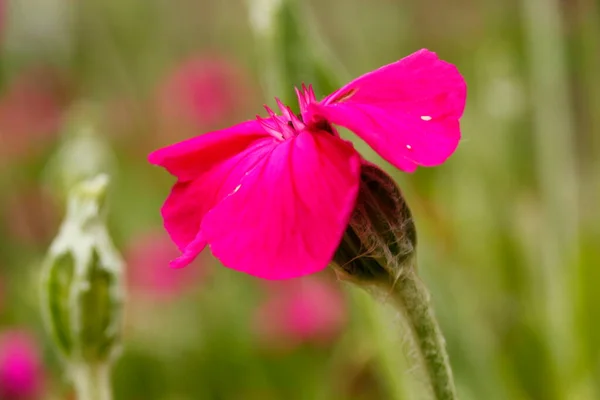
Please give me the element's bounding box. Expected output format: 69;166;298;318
253;277;347;348
0;330;43;399
149;49;466;280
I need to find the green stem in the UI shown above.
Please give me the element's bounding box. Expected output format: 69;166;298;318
246;0;286;99
71;363;112;400
382;270;457;400
521;0;578;394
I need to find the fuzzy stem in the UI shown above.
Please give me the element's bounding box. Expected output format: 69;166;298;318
332;163;457;399
71;363;112;400
382;270;457;400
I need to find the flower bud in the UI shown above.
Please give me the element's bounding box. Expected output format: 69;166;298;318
40;174;124;366
332;163;417;284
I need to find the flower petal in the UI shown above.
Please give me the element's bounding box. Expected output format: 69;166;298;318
201;131;361;280
309;49;467;172
162;138;276;264
148;120;269;181
151;121;277;266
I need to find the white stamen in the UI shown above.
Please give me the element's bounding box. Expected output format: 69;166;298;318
421;115;432;121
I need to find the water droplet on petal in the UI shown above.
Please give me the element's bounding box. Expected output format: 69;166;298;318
233;184;242;194
420;116;432;121
406;145;412;150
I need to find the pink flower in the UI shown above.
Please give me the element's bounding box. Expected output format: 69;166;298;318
0;68;67;165
125;230;207;300
156;56;251;142
0;330;43;399
253;277;347;347
149;49;466;280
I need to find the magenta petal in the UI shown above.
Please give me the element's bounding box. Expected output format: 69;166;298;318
169;230;206;269
161;137;275;260
161;180;203;251
148;120;269;181
201;132;361;280
310;49;467;172
152;120;277;267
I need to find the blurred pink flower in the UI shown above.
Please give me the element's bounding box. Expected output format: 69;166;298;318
155;55;251;142
0;330;43;400
125;230;208;300
0;68;67;165
253;277;347;348
3;186;60;248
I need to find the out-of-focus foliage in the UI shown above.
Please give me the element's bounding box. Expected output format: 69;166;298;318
0;0;599;399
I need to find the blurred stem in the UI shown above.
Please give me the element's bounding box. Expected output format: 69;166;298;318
521;0;579;393
383;270;457;400
71;363;112;400
576;0;600;216
247;0;286;99
246;0;347;103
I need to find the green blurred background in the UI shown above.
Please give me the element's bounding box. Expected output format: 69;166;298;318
1;0;599;398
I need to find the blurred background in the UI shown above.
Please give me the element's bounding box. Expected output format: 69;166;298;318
1;0;599;399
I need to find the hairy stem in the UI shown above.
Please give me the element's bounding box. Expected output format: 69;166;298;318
382;270;457;400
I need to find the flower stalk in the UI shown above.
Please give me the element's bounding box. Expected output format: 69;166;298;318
70;363;112;400
333;164;457;400
388;270;457;400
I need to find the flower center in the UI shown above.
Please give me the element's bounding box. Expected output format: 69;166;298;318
311;119;336;135
257;98;306;141
257;85;335;140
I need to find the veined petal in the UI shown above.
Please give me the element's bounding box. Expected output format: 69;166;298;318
309;49;466;172
201;131;361;280
162;138;275;263
151;120;277;265
148;120;269;181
